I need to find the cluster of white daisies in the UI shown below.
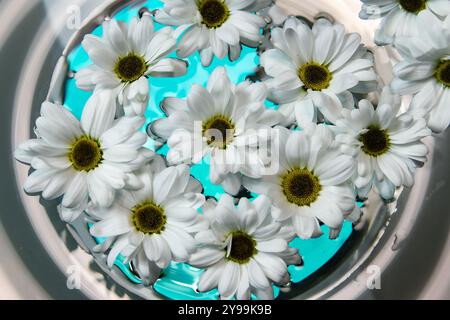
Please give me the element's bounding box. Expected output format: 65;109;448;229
15;0;450;300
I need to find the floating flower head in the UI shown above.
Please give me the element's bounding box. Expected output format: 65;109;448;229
155;0;271;66
190;194;301;300
148;67;282;195
335;87;431;200
261;17;377;126
76;14;187;116
391;15;450;133
14;91;153;222
244;124;360;239
88;157;206;285
359;0;450;45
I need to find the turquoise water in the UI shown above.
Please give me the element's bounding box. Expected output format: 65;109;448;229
67;0;354;300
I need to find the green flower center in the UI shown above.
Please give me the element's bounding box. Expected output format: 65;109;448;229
398;0;427;14
298;62;333;91
199;0;230;29
281;168;321;207
227;231;257;264
68;136;103;172
114;53;147;83
435;60;450;87
359;125;391;157
131;201;167;235
203;114;235;149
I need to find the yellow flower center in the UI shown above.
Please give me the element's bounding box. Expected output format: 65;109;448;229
398;0;427;14
68;136;103;172
227;231;257;264
298;62;332;91
281;167;321;207
131;201;167;235
199;0;230;29
114;53;147;83
202;114;235;149
359;125;391;157
435;60;450;88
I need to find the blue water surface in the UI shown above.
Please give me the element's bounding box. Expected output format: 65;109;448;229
66;0;354;300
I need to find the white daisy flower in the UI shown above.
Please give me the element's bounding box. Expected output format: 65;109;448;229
75;14;188;116
243;124;359;240
261;17;377;127
391;16;450;133
359;0;450;45
88;157;206;285
334;87;431;200
14;91;153;222
190;194;301;300
155;0;271;67
148;66;282;195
